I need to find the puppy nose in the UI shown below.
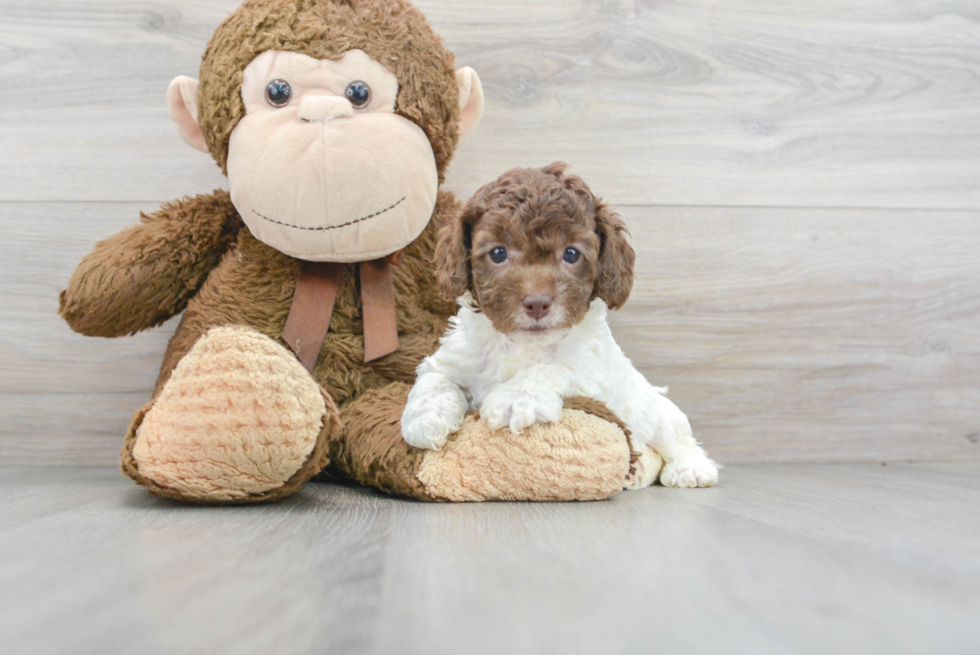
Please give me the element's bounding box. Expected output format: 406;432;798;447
522;295;553;320
298;95;353;122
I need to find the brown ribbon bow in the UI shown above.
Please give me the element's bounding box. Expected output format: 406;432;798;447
282;251;403;373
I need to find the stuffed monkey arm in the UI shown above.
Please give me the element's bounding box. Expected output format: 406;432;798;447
59;190;241;337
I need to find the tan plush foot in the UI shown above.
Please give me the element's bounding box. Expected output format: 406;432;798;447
127;326;336;502
417;407;632;502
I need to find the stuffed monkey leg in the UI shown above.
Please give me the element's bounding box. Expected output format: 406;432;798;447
333;383;638;502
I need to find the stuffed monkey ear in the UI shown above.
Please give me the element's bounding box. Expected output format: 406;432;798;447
435;193;486;300
594;203;636;310
455;67;484;147
166;75;209;153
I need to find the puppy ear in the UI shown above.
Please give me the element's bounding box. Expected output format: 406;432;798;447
435;198;479;300
594;202;635;310
551;165;636;309
541;161;569;178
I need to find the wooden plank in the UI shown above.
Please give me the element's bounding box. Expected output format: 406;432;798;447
0;466;391;655
373;463;980;654
0;463;978;654
610;204;980;464
2;201;978;465
0;0;978;208
0;0;235;202
0;201;172;465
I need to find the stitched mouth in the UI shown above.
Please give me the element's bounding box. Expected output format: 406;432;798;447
251;196;406;232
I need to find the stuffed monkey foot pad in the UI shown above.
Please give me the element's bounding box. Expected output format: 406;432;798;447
129;326;334;502
418;407;633;502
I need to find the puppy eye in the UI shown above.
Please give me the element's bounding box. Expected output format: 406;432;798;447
345;81;371;108
265;79;292;108
489;246;508;264
563;247;581;264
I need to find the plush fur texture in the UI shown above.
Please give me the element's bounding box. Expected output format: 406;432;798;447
331;382;437;500
131;326;332;501
419;395;639;502
335;386;637;502
417;408;631;502
59;192;242;337
402;165;719;488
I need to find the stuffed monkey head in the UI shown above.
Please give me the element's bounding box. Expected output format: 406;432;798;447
167;0;484;262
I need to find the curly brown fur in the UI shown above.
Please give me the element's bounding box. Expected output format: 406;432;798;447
435;162;635;334
200;0;461;178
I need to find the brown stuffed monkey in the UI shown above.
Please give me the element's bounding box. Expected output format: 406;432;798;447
59;0;636;504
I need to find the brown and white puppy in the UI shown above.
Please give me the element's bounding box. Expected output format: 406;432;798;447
401;163;719;488
437;161;635;336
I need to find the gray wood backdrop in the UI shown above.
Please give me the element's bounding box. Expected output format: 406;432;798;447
1;0;978;466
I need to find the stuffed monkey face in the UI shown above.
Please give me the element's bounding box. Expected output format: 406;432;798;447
167;0;485;263
226;49;439;262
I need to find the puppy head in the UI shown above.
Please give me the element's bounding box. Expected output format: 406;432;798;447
435;162;635;336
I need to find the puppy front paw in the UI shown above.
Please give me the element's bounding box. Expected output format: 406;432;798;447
480;388;563;434
401;392;467;451
660;454;719;488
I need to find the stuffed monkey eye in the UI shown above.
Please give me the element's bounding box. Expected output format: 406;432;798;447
489;246;508;264
563;247;581;264
265;79;292;108
345;81;371;108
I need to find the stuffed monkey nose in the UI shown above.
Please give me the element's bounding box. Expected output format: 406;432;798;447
298;95;354;122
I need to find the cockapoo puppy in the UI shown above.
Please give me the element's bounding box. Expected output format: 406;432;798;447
401;163;718;488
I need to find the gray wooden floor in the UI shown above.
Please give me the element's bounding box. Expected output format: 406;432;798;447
1;463;978;655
